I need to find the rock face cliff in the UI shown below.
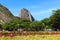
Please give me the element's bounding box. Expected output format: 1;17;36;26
19;8;34;21
0;4;34;24
0;4;15;24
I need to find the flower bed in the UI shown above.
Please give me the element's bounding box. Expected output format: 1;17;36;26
0;31;60;37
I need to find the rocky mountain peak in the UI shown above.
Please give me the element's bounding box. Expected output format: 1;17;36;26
19;8;34;21
0;4;15;24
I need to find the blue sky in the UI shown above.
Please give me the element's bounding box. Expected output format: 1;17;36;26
0;0;60;20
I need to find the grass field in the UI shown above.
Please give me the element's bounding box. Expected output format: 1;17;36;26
0;35;60;40
0;31;60;40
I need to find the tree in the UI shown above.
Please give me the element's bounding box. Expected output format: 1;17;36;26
0;24;2;31
30;21;45;31
2;18;31;31
41;18;52;30
2;19;20;31
2;22;15;31
50;9;60;31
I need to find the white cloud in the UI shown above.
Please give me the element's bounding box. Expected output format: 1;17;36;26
31;8;58;16
31;8;59;20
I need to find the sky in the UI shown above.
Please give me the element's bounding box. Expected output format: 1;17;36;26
0;0;60;20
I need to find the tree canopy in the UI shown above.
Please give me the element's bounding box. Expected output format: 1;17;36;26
1;9;60;31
